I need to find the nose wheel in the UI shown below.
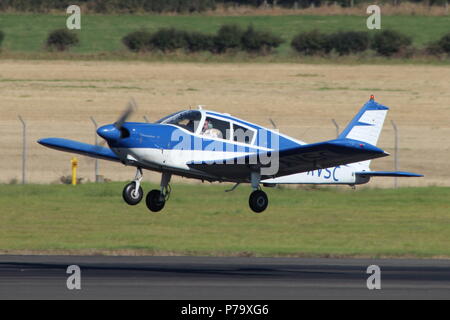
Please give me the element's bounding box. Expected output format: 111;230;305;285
122;168;144;205
122;182;143;205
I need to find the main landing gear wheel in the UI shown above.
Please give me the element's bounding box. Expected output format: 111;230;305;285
249;190;268;213
146;190;166;212
122;182;143;205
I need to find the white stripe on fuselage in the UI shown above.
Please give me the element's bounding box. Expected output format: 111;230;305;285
117;147;256;171
116;147;367;185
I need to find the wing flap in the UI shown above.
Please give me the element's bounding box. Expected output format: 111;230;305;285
38;138;120;162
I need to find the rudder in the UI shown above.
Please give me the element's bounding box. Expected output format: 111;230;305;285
338;97;389;147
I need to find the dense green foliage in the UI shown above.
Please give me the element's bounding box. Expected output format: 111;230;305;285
185;32;216;52
241;25;284;53
0;0;447;13
291;30;331;55
45;28;80;51
436;32;450;53
438;33;450;53
150;28;189;52
330;31;370;55
0;0;216;13
371;29;412;56
122;24;283;54
291;29;418;57
122;30;153;52
213;24;245;53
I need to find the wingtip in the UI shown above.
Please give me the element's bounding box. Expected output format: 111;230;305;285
37;138;56;146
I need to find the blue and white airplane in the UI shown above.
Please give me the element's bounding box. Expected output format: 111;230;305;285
38;96;422;213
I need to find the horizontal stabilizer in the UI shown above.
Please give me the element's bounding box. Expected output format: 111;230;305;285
38;138;120;162
355;171;423;177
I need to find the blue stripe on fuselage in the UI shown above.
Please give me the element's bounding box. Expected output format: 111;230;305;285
107;122;301;152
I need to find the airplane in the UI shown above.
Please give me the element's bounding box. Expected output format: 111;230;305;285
38;96;422;213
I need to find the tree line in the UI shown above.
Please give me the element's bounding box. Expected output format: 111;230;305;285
2;25;448;59
0;0;448;13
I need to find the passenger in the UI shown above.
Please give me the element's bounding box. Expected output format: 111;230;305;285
201;120;222;139
202;120;212;134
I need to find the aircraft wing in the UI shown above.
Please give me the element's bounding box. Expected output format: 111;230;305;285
38;138;120;162
187;138;389;180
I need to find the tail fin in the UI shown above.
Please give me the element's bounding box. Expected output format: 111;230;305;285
339;97;389;171
339;98;389;146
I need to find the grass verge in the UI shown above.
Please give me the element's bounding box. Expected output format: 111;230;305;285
1;183;449;258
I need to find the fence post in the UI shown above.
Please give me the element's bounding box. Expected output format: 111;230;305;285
331;119;339;138
18;116;27;184
391;120;399;188
90;116;99;183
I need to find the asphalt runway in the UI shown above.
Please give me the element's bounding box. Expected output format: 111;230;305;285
1;255;450;299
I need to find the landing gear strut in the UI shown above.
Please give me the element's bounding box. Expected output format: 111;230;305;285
248;171;268;213
122;168;143;205
146;172;171;212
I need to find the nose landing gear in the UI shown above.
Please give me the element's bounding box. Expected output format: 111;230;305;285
122;168;144;205
123;169;269;213
122;168;171;212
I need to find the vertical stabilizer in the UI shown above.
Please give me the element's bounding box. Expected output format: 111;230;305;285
338;98;389;146
339;97;389;171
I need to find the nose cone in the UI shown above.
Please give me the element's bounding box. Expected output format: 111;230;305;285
97;124;121;141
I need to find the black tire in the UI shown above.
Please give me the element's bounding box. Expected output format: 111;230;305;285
146;189;166;212
249;190;268;213
122;182;143;205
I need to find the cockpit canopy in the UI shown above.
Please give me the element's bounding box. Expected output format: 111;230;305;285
156;110;202;133
156;109;256;144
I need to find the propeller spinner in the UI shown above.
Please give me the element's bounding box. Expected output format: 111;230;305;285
97;99;137;142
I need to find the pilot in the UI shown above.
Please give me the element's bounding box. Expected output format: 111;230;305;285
201;120;222;139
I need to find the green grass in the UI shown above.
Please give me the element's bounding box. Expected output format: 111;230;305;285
0;13;449;57
1;183;449;258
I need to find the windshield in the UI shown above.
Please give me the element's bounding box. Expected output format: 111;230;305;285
156;110;202;133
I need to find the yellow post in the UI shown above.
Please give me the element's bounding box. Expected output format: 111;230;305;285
71;157;78;186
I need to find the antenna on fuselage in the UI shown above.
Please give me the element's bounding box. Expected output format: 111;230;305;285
269;118;277;129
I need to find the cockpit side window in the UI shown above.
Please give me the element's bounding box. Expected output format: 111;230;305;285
156;110;201;133
201;117;231;140
233;123;255;144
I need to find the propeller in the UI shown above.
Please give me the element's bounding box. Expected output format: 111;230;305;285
114;98;137;131
97;98;138;142
84;99;138;165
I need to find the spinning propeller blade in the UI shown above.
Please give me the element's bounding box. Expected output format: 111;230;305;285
114;98;137;130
